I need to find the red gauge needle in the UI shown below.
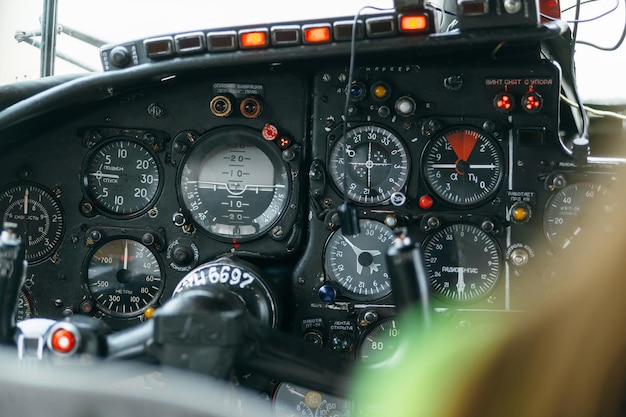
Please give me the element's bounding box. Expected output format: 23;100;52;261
446;130;479;163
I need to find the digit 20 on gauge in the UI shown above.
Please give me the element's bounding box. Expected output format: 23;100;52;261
83;139;162;217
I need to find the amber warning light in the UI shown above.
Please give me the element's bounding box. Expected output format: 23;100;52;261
240;30;268;48
398;12;433;33
303;26;331;43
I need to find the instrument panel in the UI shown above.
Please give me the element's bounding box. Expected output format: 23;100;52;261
0;56;621;367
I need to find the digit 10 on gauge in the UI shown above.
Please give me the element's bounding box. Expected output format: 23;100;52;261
83;139;162;217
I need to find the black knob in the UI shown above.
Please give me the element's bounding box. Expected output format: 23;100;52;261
110;46;131;68
171;244;194;267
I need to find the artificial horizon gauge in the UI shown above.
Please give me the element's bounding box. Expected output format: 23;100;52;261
422;223;502;303
324;219;395;301
0;182;64;263
85;238;164;318
423;127;504;206
543;182;618;252
83;138;162;217
179;126;290;241
328;124;409;205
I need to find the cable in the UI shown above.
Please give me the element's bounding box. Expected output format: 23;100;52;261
542;0;620;23
561;94;626;120
576;0;626;50
338;5;395;235
541;0;626;51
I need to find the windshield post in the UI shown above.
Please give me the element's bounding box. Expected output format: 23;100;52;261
40;0;59;77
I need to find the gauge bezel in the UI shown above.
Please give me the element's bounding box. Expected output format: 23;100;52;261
83;236;165;319
327;123;410;206
81;137;164;219
0;181;65;264
177;126;292;242
542;181;617;252
323;218;395;301
421;126;505;208
357;317;401;366
421;222;502;304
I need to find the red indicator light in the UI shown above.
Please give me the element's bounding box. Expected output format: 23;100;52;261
262;123;279;141
400;15;429;31
494;92;515;112
240;31;267;48
304;27;331;43
522;92;543;113
419;195;434;210
50;328;77;354
540;0;561;22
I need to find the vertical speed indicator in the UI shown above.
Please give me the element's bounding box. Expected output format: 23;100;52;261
83;139;162;217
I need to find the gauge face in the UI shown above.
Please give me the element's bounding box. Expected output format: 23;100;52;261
83;139;162;216
423;223;501;303
358;318;400;365
324;219;395;301
16;289;35;321
273;382;352;417
328;125;409;205
423;127;504;206
543;182;618;252
86;238;163;318
0;183;64;263
179;127;290;241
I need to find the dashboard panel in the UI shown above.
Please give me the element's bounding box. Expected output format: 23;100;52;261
0;17;623;406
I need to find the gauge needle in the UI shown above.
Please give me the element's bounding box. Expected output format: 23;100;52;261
446;131;479;162
341;236;382;275
23;188;29;214
286;386;306;399
123;240;129;270
89;171;120;180
456;268;466;294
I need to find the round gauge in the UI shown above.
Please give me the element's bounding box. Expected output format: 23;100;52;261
423;127;504;206
179;127;290;241
324;219;395;301
422;223;502;303
273;382;352;417
0;183;64;263
85;238;164;318
17;289;35;322
543;182;618;252
328;124;409;205
358;318;400;365
83;139;162;217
